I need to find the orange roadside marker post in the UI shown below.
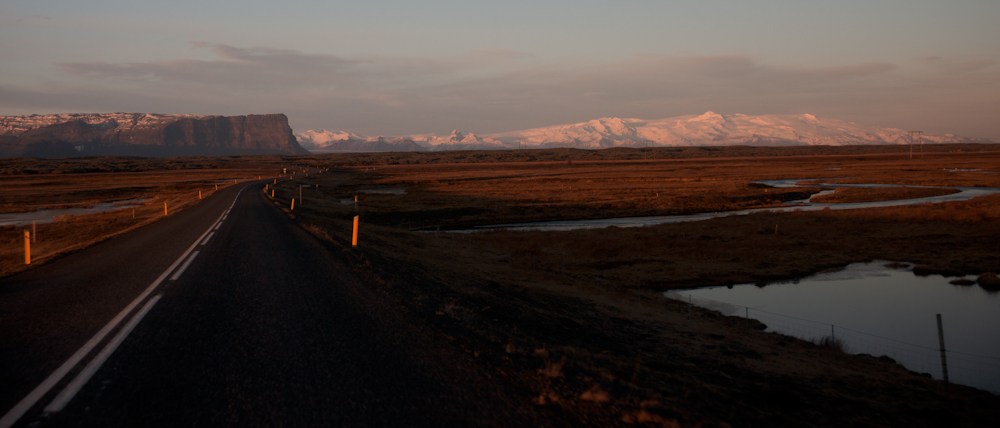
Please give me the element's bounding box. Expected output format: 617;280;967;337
352;216;359;247
164;202;168;215
291;198;295;211
24;230;31;264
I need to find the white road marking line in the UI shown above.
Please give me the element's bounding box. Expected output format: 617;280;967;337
214;222;223;230
43;295;162;413
222;215;227;221
201;232;215;246
0;187;247;428
169;251;200;281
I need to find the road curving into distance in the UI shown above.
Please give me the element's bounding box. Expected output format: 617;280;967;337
0;170;546;427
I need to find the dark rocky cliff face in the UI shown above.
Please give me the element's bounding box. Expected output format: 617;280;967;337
0;113;310;158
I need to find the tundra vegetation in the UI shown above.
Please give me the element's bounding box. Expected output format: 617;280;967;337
4;145;1000;426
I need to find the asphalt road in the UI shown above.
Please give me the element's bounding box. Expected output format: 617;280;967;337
1;176;546;427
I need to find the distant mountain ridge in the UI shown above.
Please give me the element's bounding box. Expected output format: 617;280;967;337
297;112;992;152
0;113;309;157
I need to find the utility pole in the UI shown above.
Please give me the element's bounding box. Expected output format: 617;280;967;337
909;131;923;158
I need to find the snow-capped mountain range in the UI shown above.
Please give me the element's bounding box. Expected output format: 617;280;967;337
295;111;992;152
0;113;211;136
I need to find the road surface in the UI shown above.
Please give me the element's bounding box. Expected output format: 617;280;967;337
1;177;548;427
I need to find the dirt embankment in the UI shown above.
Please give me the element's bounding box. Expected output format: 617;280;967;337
266;150;1000;426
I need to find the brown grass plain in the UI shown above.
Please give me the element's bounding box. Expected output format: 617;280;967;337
267;145;1000;426
283;146;1000;290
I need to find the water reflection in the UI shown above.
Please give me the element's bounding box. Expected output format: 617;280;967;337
0;199;151;227
666;262;1000;393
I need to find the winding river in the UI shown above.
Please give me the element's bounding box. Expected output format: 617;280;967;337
472;179;1000;232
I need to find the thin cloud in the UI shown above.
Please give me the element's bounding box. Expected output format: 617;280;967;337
467;49;533;60
919;56;996;75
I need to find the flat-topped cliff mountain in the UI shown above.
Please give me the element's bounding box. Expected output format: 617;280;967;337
0;113;310;158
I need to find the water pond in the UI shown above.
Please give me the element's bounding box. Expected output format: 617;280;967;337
665;262;1000;393
0;199;151;227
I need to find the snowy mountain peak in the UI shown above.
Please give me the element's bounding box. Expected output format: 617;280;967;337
691;111;725;124
294;111;992;153
295;129;367;149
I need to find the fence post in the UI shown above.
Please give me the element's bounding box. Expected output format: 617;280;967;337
937;314;949;383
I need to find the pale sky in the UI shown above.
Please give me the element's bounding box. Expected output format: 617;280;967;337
2;0;998;139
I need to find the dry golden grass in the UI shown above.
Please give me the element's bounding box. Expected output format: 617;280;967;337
277;149;1000;293
300;150;1000;230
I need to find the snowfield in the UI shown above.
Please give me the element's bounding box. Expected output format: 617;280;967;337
296;111;992;152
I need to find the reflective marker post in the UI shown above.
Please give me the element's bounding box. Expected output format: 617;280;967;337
24;230;30;264
352;216;359;247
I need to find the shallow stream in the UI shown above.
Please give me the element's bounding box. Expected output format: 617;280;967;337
0;199;150;227
471;179;1000;232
